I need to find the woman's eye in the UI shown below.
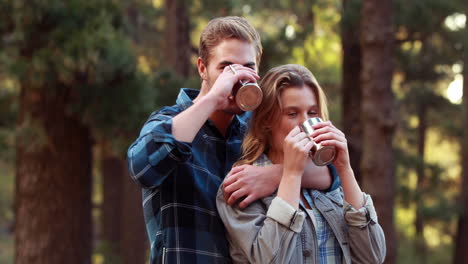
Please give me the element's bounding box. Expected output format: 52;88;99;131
308;112;318;116
287;112;297;117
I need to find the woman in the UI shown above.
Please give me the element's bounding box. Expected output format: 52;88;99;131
216;64;386;264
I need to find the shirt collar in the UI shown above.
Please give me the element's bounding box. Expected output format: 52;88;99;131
325;165;341;192
176;88;198;111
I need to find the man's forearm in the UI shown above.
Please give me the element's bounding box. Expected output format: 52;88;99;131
301;162;332;190
172;95;217;143
223;162;333;208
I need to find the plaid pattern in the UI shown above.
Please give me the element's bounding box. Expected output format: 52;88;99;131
252;153;273;167
127;89;250;264
304;190;343;264
256;154;343;263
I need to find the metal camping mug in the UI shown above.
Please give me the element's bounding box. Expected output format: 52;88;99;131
229;65;263;111
301;117;337;166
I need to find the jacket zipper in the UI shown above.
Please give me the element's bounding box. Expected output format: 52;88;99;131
162;247;166;264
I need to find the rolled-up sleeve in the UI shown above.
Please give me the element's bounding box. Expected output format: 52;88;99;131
267;197;305;233
127;111;192;189
344;193;386;264
216;186;305;264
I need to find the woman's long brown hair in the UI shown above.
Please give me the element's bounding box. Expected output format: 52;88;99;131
235;64;329;166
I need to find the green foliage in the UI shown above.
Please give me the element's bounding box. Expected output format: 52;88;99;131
395;0;458;36
0;1;466;263
0;83;17;162
341;0;361;32
392;0;466;260
96;240;123;264
397;236;453;264
2;0;156;153
0;143;14;264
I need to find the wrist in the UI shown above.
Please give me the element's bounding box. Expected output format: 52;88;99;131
336;165;354;179
282;168;303;179
197;93;220;111
277;173;302;209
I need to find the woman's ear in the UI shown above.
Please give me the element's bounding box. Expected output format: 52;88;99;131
197;57;207;80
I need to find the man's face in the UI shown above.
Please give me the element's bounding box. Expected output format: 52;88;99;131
199;38;258;115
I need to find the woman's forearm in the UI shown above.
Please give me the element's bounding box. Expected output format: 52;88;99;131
337;165;364;209
276;170;302;209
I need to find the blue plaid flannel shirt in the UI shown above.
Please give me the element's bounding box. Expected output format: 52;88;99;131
127;89;250;264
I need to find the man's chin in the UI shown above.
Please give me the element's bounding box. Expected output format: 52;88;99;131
223;105;245;116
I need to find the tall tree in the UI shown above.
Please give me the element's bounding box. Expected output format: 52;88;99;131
454;13;468;263
400;84;456;262
360;0;397;263
393;2;462;261
101;146;148;264
16;90;93;264
341;0;363;183
101;149;124;263
3;1;153;263
165;0;191;77
121;164;148;264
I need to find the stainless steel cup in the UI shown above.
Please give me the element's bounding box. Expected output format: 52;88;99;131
232;80;263;111
301;117;337;166
228;64;263;111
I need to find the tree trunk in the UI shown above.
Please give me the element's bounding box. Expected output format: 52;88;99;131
341;0;363;184
101;154;124;263
454;30;468;264
101;150;147;264
165;0;191;77
360;0;397;263
415;104;427;262
15;86;92;264
121;161;148;264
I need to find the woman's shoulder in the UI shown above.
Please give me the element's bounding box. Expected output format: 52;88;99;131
252;153;273;167
216;183;277;215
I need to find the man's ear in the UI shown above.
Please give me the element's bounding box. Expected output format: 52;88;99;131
197;57;207;80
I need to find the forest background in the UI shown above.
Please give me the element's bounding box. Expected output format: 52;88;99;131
1;0;467;263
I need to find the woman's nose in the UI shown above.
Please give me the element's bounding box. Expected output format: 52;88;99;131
299;113;309;125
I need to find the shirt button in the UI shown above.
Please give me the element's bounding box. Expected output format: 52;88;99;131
303;250;311;257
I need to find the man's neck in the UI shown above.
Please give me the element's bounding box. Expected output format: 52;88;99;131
209;110;235;137
194;83;235;137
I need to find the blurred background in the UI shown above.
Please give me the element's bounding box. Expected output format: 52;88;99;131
0;0;467;263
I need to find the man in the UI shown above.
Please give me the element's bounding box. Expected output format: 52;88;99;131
127;16;331;263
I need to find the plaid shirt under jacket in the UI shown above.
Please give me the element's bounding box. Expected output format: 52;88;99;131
257;154;343;263
127;89;250;264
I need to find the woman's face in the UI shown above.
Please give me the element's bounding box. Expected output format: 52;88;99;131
270;85;319;155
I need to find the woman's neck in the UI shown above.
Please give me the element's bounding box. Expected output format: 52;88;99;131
267;149;283;164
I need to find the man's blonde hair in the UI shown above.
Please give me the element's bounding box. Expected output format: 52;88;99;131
236;64;329;166
199;16;262;66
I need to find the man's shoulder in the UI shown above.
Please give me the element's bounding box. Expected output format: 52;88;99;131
148;88;197;119
155;104;181;116
146;104;182;121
